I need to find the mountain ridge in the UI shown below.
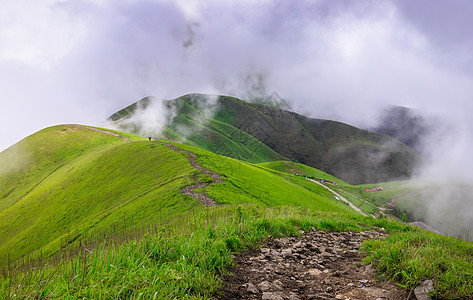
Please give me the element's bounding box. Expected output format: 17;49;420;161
109;93;420;184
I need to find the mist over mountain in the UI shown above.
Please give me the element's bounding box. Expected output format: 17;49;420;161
109;94;419;185
369;105;431;153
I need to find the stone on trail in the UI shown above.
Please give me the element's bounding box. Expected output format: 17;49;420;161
244;282;259;294
414;280;434;300
262;292;284;300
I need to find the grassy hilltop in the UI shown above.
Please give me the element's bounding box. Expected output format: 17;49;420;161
0;124;353;265
1;124;473;298
110;94;420;185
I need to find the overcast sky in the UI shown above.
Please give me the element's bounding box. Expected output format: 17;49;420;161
1;0;473;179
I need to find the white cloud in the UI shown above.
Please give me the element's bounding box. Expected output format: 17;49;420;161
1;1;473;186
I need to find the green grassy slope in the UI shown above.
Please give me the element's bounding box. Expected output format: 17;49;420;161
258;161;350;186
1;125;472;299
0;125;354;266
258;161;383;216
109;94;420;184
0;125;139;213
355;180;473;240
174;143;354;213
111;95;285;164
0;125;201;264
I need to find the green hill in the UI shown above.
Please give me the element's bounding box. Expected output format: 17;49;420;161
355;179;473;240
109;94;420;184
1;124;473;299
0;124;353;266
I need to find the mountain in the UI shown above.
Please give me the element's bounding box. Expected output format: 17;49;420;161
0;124;352;266
369;105;431;152
109;94;420;184
1;124;472;299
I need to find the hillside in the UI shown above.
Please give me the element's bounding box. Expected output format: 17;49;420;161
0;124;353;266
1;125;473;299
109;94;420;184
356;179;473;241
370;105;432;152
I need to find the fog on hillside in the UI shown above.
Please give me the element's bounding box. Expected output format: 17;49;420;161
2;1;473;239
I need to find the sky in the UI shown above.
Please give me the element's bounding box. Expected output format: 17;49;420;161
1;0;473;181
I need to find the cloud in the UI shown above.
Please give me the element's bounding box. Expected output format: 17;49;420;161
1;0;473;184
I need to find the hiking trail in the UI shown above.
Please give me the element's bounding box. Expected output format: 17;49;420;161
161;142;223;206
306;178;366;216
219;228;412;299
78;125;130;142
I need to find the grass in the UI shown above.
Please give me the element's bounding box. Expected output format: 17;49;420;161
0;204;389;299
115;96;286;164
0;126;200;266
172;143;353;213
258;161;350;186
2;125;473;298
259;161;381;216
362;230;473;299
0;125;355;268
111;93;420;185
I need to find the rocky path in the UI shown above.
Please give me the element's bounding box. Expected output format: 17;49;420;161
219;229;411;300
161;142;223;206
306;179;366;217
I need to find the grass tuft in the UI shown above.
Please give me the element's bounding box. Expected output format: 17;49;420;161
361;230;473;299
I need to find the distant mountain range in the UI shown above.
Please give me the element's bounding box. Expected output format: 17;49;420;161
369;105;431;153
109;94;420;184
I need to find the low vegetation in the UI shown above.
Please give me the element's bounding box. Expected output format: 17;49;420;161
1;124;473;298
362;230;473;299
110;94;420;184
0;205;404;299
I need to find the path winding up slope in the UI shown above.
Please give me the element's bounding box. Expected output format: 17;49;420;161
161;143;223;206
78;125;130;142
306;178;367;216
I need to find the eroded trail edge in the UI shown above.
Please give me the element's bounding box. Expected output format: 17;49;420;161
219;229;410;300
161;142;223;206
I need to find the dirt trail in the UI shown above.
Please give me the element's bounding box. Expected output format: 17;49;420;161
161;142;223;206
219;229;411;300
342;190;384;212
77;125;130;142
306;178;366;217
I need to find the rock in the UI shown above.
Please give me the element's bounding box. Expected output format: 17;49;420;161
281;248;293;257
363;264;375;276
273;279;284;291
345;286;393;299
307;268;323;276
258;281;272;292
219;230;407;299
262;292;284;300
312;293;335;299
245;282;259;294
414;280;434;300
289;292;301;300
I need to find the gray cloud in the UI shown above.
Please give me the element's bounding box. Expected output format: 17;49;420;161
1;0;473;185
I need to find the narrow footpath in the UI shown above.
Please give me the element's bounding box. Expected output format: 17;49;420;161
219;229;411;299
78;125;130;142
306;178;366;217
161;142;223;206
